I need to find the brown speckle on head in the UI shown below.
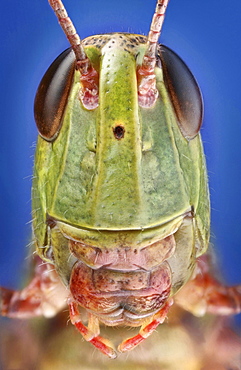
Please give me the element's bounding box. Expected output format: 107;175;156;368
83;33;147;54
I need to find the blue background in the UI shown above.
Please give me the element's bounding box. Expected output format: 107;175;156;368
0;0;240;304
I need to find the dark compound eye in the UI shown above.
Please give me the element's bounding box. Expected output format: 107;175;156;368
158;45;203;140
34;48;76;141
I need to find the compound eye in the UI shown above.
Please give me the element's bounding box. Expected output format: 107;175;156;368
158;45;203;140
34;48;75;141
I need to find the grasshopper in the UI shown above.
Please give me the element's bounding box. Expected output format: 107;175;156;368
1;0;240;359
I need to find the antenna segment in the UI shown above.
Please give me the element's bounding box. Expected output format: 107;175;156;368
48;0;99;109
138;0;170;108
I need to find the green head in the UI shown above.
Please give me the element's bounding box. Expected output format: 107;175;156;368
32;1;210;313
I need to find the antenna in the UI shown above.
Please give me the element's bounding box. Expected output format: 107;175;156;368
137;0;170;108
48;0;99;109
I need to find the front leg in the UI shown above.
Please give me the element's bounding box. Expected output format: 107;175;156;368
68;300;117;359
118;299;173;353
175;256;241;317
0;256;67;319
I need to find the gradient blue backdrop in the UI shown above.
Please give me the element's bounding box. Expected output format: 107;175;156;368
0;0;240;315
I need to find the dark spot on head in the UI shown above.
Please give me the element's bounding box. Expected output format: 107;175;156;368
190;205;195;216
46;214;56;229
126;43;135;49
113;125;125;140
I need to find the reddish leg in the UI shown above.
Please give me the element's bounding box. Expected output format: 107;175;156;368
175;256;241;317
118;299;173;353
0;257;67;319
68;300;117;359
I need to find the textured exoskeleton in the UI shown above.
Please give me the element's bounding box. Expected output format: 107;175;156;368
1;0;240;359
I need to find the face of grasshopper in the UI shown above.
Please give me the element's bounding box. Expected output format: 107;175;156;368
32;0;210;357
